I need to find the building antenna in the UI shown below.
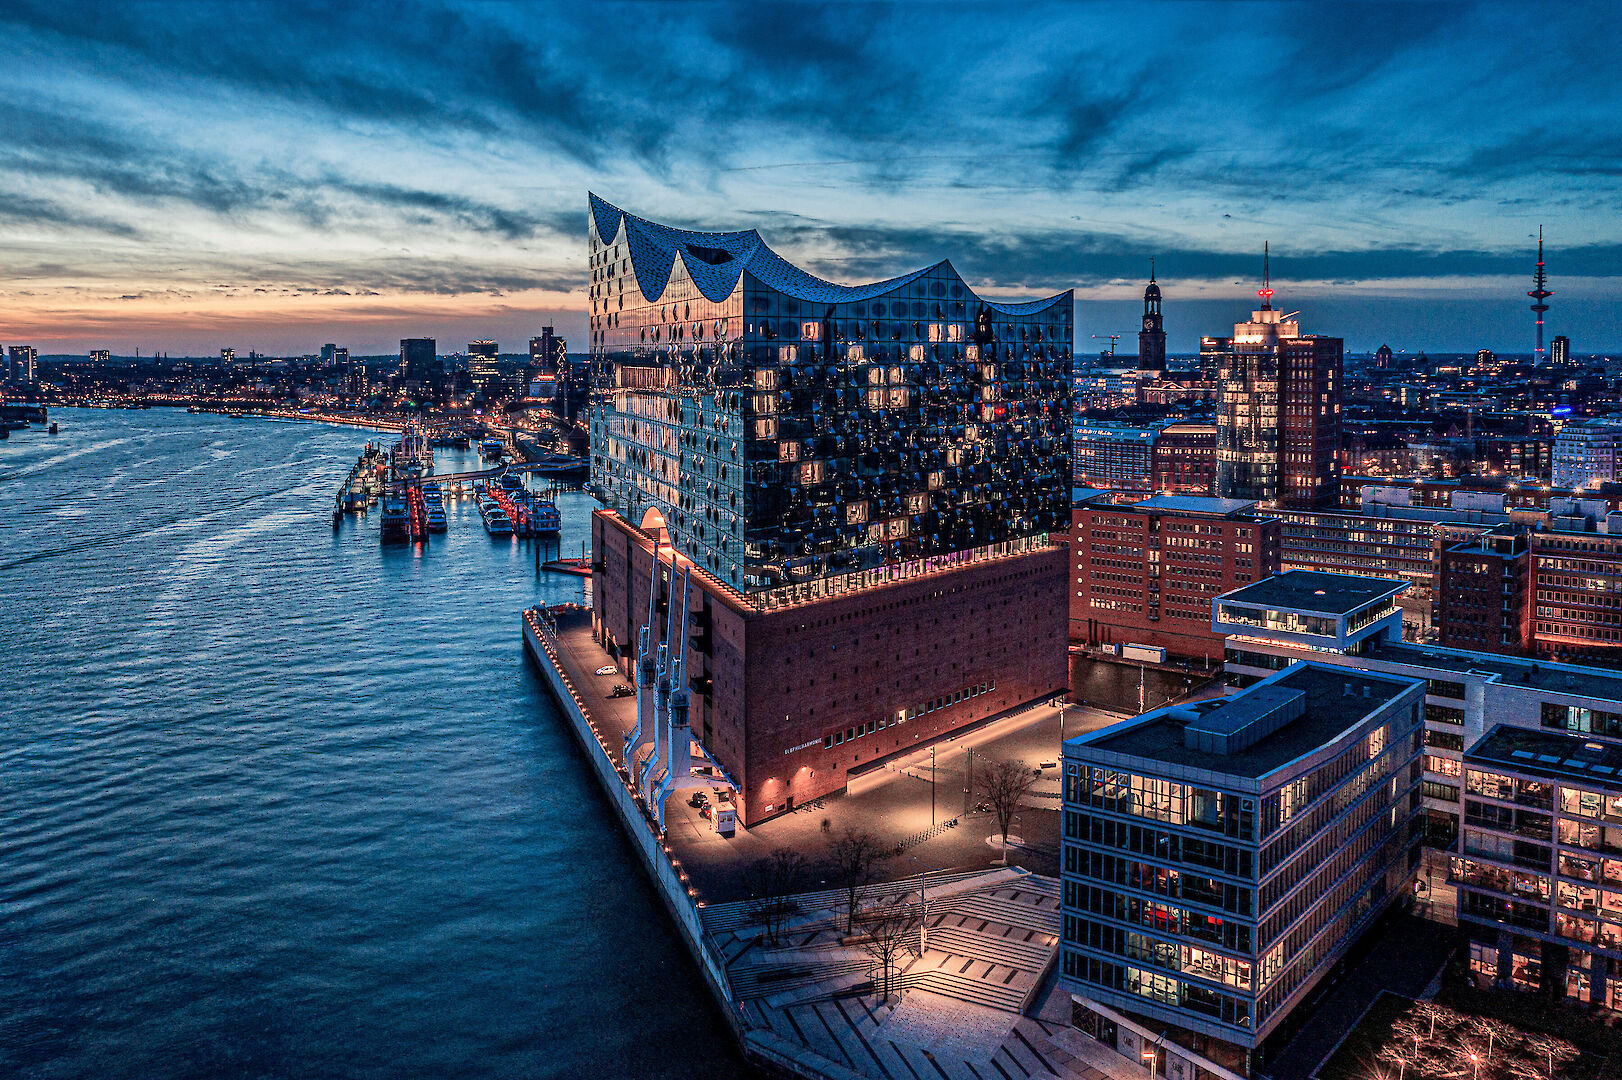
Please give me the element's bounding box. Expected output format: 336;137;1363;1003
1528;225;1552;363
1258;241;1274;308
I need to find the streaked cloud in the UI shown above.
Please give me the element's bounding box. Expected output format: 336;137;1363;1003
0;0;1618;353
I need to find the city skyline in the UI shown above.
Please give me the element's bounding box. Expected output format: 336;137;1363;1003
3;1;1621;354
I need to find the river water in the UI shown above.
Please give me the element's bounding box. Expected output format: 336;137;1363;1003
0;409;751;1079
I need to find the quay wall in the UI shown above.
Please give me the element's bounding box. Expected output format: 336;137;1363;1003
522;608;865;1080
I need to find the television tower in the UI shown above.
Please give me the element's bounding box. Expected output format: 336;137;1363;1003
1528;226;1552;363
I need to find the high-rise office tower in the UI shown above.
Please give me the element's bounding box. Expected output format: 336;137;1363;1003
1550;334;1570;366
89;349;110;364
320;343;337;364
8;345;37;384
219;348;235;367
587;193;1072;823
467;340;500;392
1137;264;1166;375
1208;246;1342;510
399;338;436;383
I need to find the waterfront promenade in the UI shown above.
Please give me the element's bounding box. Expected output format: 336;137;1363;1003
522;603;1137;1080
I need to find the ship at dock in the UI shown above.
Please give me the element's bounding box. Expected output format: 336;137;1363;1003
477;494;514;536
422;483;448;533
379;492;412;543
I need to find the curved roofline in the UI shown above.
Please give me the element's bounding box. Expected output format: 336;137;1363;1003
589;192;1071;313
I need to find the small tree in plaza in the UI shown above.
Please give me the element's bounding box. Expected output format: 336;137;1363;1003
744;847;806;946
981;758;1037;863
828;828;886;936
856;904;921;1003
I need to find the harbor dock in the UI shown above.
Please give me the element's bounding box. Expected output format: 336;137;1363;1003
522;605;1089;1080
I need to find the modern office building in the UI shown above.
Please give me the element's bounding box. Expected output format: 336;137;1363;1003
467;340;500;393
1074;422;1158;492
586;193;1072;824
1455;727;1622;1012
1436;527;1531;654
6;345;36;384
1530;529;1622;663
1217;569;1622;896
1553;419;1622;489
1069;492;1279;661
530;326;566;371
89;348;110;364
400;338;437;384
1061;661;1425;1076
1550;335;1571;367
1208;256;1342;510
1152;422;1218;496
1139;270;1166;375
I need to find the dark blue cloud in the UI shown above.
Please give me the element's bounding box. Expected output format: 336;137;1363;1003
1;0;1619;350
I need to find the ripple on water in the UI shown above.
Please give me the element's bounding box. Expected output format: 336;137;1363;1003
0;409;754;1080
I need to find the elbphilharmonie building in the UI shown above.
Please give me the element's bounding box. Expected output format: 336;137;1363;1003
586;194;1072;824
587;193;1074;600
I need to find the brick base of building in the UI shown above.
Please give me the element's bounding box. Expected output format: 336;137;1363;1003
592;510;1070;825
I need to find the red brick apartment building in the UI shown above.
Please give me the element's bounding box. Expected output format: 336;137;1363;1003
1436;526;1532;654
1068;493;1280;662
592;510;1069;826
1150;421;1216;495
1531;530;1622;663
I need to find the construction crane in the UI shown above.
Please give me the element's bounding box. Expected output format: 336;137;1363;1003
1091;333;1133;362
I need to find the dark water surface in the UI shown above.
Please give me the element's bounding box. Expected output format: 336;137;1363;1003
0;409;750;1079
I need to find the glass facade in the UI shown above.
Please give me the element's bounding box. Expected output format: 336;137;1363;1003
1060;667;1423;1052
1453;732;1622;1014
587;194;1073;596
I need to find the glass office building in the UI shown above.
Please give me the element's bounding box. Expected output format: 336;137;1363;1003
1061;662;1425;1076
587;193;1074;597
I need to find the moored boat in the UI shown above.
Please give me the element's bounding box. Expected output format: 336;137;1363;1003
379;493;411;544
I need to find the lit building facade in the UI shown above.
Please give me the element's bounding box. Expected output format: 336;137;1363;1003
1552;419;1622;490
467;340;500;393
1455;727;1622;1012
1070;493;1279;661
586;194;1072;823
1208;271;1342;510
588;193;1072;596
1061;661;1425;1076
1218;569;1622;912
1152;423;1218;496
1074;422;1158;493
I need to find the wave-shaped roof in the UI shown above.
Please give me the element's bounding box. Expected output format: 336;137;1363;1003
589;193;1068;316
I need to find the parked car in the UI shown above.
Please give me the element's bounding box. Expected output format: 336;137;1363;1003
687;791;708;808
608;684;635;698
699;804;713;820
595;665;617;676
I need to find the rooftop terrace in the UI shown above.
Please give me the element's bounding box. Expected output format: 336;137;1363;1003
1218;570;1406;616
1466;725;1622;792
1074;664;1421;781
1367;640;1622;702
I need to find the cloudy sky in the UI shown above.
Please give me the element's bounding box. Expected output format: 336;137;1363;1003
3;0;1618;356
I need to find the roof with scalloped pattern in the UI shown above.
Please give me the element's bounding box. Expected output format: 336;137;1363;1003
589;193;1069;316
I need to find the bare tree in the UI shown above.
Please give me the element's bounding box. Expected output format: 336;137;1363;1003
828;828;886;936
744;847;807;946
981;758;1038;863
856;904;921;1003
1380;1018;1427;1080
1522;1035;1579;1080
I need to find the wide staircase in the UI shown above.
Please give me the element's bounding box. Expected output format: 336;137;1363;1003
712;869;1064;1017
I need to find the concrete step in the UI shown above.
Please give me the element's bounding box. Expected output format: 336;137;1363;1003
925;925;1054;971
934;894;1060;934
